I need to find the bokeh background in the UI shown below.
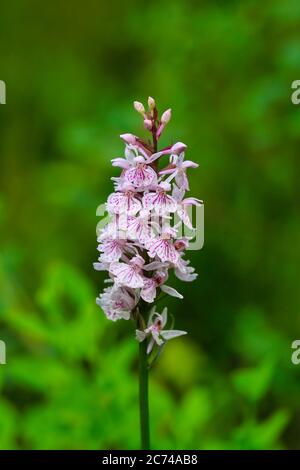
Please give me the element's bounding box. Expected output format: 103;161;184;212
1;0;300;450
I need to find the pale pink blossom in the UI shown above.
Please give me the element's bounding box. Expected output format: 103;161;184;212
97;215;129;242
97;285;137;321
136;307;187;354
110;255;145;288
177;197;203;230
124;157;157;189
97;239;125;262
141;271;183;303
126;209;159;243
107;188;141;215
160;152;198;191
146;228;179;263
142;182;177;215
174;255;198;282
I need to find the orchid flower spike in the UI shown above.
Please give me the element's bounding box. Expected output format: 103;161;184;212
94;97;202;357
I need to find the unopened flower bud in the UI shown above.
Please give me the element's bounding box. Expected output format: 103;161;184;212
133;101;145;114
161;108;172;125
144;119;153;131
148;96;156;110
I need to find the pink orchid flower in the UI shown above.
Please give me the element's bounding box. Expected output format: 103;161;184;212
160;152;198;191
124;156;157;189
110;255;145;288
97;285;137;321
174;255;198;282
126;209;160;243
142;182;177;215
136;307;187;354
145;226;179;264
107;186;141;215
97;238;128;263
140;271;183;303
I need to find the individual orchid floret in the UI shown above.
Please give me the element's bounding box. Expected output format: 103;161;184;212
174;255;198;282
126;209;159;243
161;152;198;191
136;307;187;354
172;185;203;229
97;285;137;321
141;270;183;303
124;156;157;189
110;255;145;288
177;197;203;230
142;182;177;215
146;226;179;264
97;238;128;263
97;214;129;242
107;186;141;215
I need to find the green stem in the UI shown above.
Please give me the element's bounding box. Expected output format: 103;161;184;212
139;339;150;449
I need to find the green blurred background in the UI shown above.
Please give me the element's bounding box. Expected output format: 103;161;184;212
1;0;300;450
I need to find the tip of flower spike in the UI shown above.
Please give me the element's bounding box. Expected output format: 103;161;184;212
133;101;145;114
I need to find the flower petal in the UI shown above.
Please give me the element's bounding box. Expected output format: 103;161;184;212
160;329;187;340
161;284;183;299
